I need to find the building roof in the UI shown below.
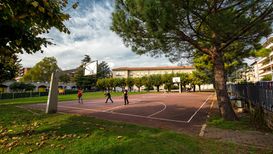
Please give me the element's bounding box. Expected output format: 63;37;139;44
112;66;194;71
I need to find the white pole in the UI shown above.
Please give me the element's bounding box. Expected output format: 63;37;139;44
179;83;182;93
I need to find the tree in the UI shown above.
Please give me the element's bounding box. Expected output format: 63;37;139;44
82;55;91;64
0;53;21;83
9;82;35;92
21;57;60;82
177;73;190;91
150;74;163;92
126;77;134;91
24;83;36;91
261;74;272;81
0;0;78;56
191;71;209;92
72;55;97;89
142;76;153;92
105;78;114;91
59;74;71;84
162;74;173;92
96;79;106;90
134;77;143;92
97;61;111;78
111;1;273;120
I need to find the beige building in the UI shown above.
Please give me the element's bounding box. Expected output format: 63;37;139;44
251;39;273;82
112;66;195;78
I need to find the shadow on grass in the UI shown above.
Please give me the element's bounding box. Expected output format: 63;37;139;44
0;105;201;154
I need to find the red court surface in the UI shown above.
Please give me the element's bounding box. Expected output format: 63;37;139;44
24;92;214;135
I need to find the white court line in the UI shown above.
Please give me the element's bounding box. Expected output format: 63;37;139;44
103;100;141;112
186;94;213;123
58;105;102;112
58;104;188;123
58;94;213;124
109;111;188;123
147;102;167;117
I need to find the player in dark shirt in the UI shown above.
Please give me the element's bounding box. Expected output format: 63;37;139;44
124;89;129;105
105;91;113;103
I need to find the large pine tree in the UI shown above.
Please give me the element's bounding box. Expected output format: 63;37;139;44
111;0;273;120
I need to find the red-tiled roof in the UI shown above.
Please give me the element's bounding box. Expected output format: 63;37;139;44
112;66;194;71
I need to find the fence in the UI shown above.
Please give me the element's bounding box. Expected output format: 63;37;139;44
227;82;273;112
0;90;79;100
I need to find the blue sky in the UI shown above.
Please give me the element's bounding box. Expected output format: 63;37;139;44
19;0;177;70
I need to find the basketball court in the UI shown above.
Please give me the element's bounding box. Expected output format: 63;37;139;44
24;92;214;134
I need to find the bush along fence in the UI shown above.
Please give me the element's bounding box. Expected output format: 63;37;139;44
0;90;79;100
227;82;273;129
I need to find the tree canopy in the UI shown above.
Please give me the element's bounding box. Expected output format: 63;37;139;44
111;0;273;120
21;57;60;82
0;0;77;55
0;54;21;83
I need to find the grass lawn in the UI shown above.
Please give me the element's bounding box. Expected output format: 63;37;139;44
1;105;272;154
207;111;273;134
0;92;147;105
207;113;253;131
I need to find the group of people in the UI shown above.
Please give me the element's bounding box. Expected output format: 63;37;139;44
77;88;129;105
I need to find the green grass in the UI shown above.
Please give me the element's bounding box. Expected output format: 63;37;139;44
207;114;253;131
0;92;147;105
0;105;272;154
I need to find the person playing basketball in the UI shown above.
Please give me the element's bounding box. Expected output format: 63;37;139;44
124;89;129;105
77;87;83;104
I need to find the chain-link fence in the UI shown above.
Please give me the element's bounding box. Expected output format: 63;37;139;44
227;82;273;112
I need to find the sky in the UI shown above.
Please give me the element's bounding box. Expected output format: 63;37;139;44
19;0;178;70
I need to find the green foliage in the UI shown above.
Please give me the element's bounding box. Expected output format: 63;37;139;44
97;61;111;78
150;74;163;92
177;73;190;88
261;74;272;81
133;78;143;92
24;83;36;91
21;57;60;82
9;82;35;92
111;0;273;119
190;71;209;91
126;77;134;91
0;0;77;56
59;74;70;83
0;53;21;83
142;76;153;92
162;74;174;92
208;114;252;131
72;57;111;89
252;48;272;58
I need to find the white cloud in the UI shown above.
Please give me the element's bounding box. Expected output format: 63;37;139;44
19;0;176;70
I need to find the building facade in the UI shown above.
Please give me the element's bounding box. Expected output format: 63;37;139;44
112;66;195;78
251;39;273;82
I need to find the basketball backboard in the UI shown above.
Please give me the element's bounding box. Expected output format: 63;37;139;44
172;77;181;83
84;61;98;76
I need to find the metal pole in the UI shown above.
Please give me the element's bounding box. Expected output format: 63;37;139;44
270;54;273;81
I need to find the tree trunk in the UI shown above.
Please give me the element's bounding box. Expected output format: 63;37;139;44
138;87;140;92
213;52;238;120
156;86;159;92
198;85;201;92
